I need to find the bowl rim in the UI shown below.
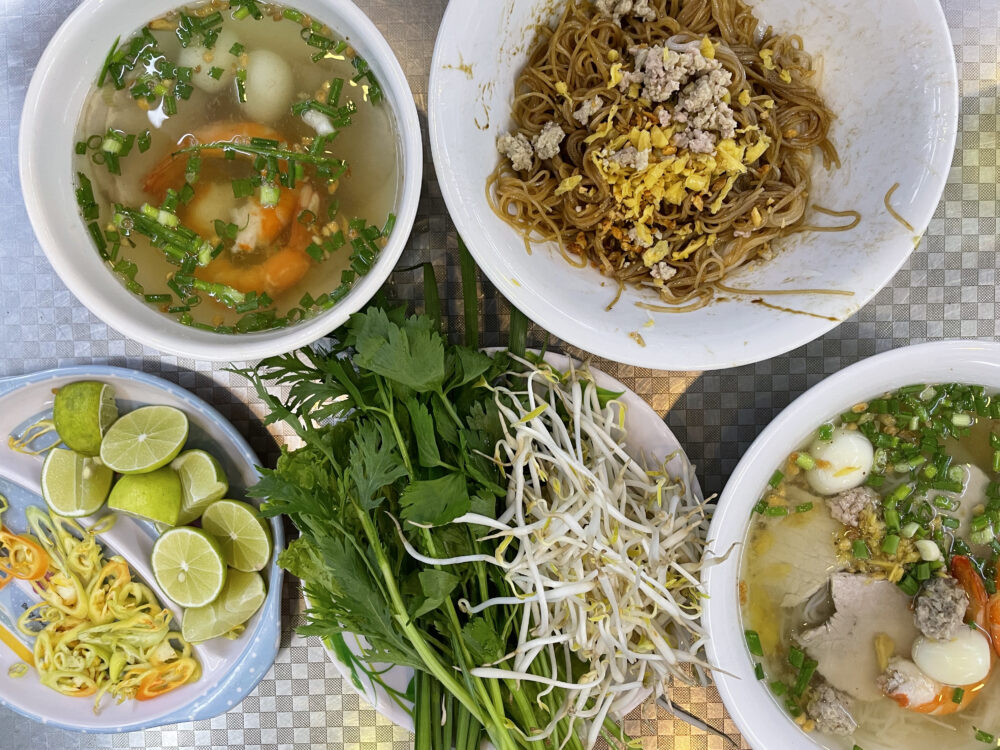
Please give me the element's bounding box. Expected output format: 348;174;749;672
18;0;422;362
427;0;959;371
702;339;1000;750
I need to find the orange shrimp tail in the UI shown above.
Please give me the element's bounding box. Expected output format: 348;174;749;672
142;121;286;201
951;555;989;630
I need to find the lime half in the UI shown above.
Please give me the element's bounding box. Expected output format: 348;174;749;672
201;500;272;572
100;405;188;474
107;466;182;525
182;569;266;643
52;381;118;457
152;527;227;608
40;448;113;517
172;450;228;525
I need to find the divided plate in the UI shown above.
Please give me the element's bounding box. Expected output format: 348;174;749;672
0;365;283;732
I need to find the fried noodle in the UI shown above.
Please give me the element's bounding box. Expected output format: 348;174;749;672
489;0;855;310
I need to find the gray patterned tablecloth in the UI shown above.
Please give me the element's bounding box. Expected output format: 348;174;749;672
0;0;996;748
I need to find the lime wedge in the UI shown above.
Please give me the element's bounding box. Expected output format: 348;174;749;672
40;448;113;517
99;405;188;474
152;527;227;608
201;500;272;572
182;569;266;643
171;450;229;525
52;381;118;457
107;467;182;525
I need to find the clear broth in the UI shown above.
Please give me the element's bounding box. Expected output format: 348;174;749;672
74;2;400;332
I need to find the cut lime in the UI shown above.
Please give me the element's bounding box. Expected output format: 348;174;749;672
152;526;227;608
201;500;272;572
107;467;182;525
172;450;228;525
99;405;188;474
182;569;266;643
40;448;113;517
52;381;117;457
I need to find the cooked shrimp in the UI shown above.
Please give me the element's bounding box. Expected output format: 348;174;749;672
879;556;996;715
143;121;319;299
196;186;319;298
142;121;284;202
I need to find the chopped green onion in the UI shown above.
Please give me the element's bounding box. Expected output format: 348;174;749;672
768;470;784;489
259;183;280;207
763;505;789;517
953;687;965;704
795;502;813;514
974;727;996;744
881;535;900;555
818;423;834;441
942;515;960;529
952;413;974;427
229;42;245;56
916;561;930;581
852;539;870;560
744;629;763;657
795;452;816;471
770;681;787;696
792;658;818;697
898;575;919;596
208;66;224;80
788;647;805;669
884;508;900;531
283;8;305;22
236;68;247;102
754;662;765;680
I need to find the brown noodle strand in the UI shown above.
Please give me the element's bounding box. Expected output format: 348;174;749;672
605;281;626;311
884;183;916;233
489;0;856;311
795;205;861;233
714;282;853;297
750;298;841;321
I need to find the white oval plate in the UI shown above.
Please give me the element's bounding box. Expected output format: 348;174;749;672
0;366;283;732
428;0;957;370
310;352;702;730
703;340;1000;750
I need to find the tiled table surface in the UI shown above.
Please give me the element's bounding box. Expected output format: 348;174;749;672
0;0;996;748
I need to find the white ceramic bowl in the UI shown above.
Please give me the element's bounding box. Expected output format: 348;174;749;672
20;0;421;362
429;0;957;370
703;340;1000;750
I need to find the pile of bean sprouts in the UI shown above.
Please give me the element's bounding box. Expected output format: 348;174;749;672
403;357;712;747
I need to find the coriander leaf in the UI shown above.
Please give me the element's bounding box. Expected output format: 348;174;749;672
462;616;505;665
348;418;408;509
412;569;460;619
432;397;460;447
351;308;445;393
596;385;624;408
400;472;470;526
470;493;497;520
448;348;493;390
404;397;442;468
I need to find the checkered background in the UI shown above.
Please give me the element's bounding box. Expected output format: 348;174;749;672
0;0;994;747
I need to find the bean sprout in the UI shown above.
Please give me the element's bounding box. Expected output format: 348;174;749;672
407;357;713;747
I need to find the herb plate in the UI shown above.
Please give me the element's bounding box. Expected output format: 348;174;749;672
0;365;283;732
311;351;702;731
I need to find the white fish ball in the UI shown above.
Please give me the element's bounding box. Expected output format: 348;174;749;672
912;628;991;686
178;29;240;94
241;49;294;124
805;428;874;495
